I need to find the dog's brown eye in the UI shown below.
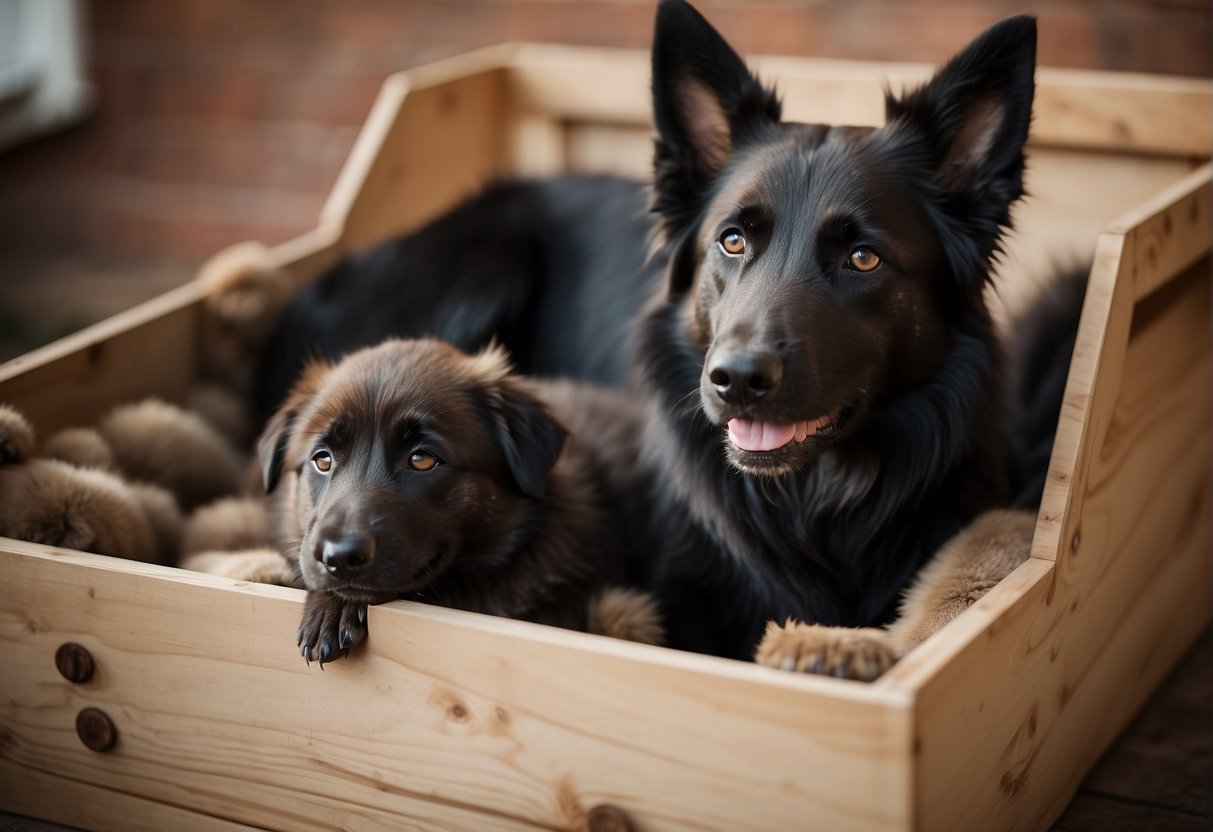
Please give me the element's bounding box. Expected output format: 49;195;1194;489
849;247;881;272
312;450;333;473
408;451;438;472
719;230;746;256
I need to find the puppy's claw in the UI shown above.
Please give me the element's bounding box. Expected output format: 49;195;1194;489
319;643;333;663
357;605;367;624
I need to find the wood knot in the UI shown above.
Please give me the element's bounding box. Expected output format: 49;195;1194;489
55;642;95;684
76;707;117;752
587;804;634;832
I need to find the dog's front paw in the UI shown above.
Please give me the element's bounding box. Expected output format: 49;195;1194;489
754;621;900;681
297;591;367;666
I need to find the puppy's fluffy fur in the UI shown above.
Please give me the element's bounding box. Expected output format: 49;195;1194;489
0;393;252;563
0;405;180;562
95;399;245;511
259;338;661;663
754;510;1034;679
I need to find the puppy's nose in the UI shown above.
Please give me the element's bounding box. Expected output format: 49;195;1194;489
317;533;376;578
707;350;782;406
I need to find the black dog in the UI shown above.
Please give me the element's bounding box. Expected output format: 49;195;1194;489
634;1;1037;660
258;2;1068;671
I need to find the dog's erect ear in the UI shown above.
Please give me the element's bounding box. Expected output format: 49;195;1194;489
485;379;568;500
651;0;781;290
886;16;1036;208
256;361;330;494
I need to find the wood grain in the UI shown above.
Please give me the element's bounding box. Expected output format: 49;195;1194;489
0;542;914;832
506;45;1212;155
322;48;514;251
894;206;1212;829
0;45;1210;832
0;283;203;437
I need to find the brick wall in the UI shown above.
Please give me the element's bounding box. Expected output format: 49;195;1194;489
0;0;1207;356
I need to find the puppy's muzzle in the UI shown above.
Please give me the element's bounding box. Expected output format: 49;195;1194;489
316;532;376;579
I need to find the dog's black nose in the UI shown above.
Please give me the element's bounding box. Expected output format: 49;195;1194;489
708;351;783;405
317;534;376;578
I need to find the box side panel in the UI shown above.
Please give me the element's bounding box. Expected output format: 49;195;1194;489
0;545;914;832
1;763;260;832
508;46;1212;156
0;283;204;437
322;66;509;252
909;170;1212;831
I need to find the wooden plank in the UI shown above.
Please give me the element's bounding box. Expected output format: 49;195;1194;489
0;542;914;832
321;52;513;251
902;233;1212;832
1028;69;1212;158
0;764;259;832
1109;164;1213;301
994;150;1200;323
0;282;204;437
506;45;1212;156
507;115;567;177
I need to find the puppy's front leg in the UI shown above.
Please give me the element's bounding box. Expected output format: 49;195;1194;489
885;508;1034;652
297;591;367;666
755;509;1035;681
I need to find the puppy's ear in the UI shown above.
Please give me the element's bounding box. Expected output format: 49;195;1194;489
256;361;330;494
886;16;1036;229
485;378;568;500
650;0;781;293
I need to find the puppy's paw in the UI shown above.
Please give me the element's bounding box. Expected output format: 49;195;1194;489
754;620;900;682
0;405;35;465
297;591;367;667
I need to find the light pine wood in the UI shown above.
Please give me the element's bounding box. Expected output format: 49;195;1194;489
1109;163;1212;301
0;45;1210;832
322;47;516;251
0;542;914;832
888;165;1212;830
0;282;203;437
505;45;1212;156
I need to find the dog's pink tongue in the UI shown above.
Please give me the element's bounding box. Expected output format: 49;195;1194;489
727;418;797;452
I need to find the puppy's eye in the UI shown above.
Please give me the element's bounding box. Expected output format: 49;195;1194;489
849;247;881;272
408;451;438;472
312;450;333;473
718;230;746;257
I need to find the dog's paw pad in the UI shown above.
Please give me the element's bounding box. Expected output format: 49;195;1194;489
754;621;899;682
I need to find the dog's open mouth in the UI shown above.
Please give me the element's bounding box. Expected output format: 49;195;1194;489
727;407;848;453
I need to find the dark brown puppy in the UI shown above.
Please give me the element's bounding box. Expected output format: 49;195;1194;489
258;338;660;664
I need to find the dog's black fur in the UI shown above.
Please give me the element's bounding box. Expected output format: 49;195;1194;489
635;1;1037;657
257;1;1070;662
256;178;657;416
